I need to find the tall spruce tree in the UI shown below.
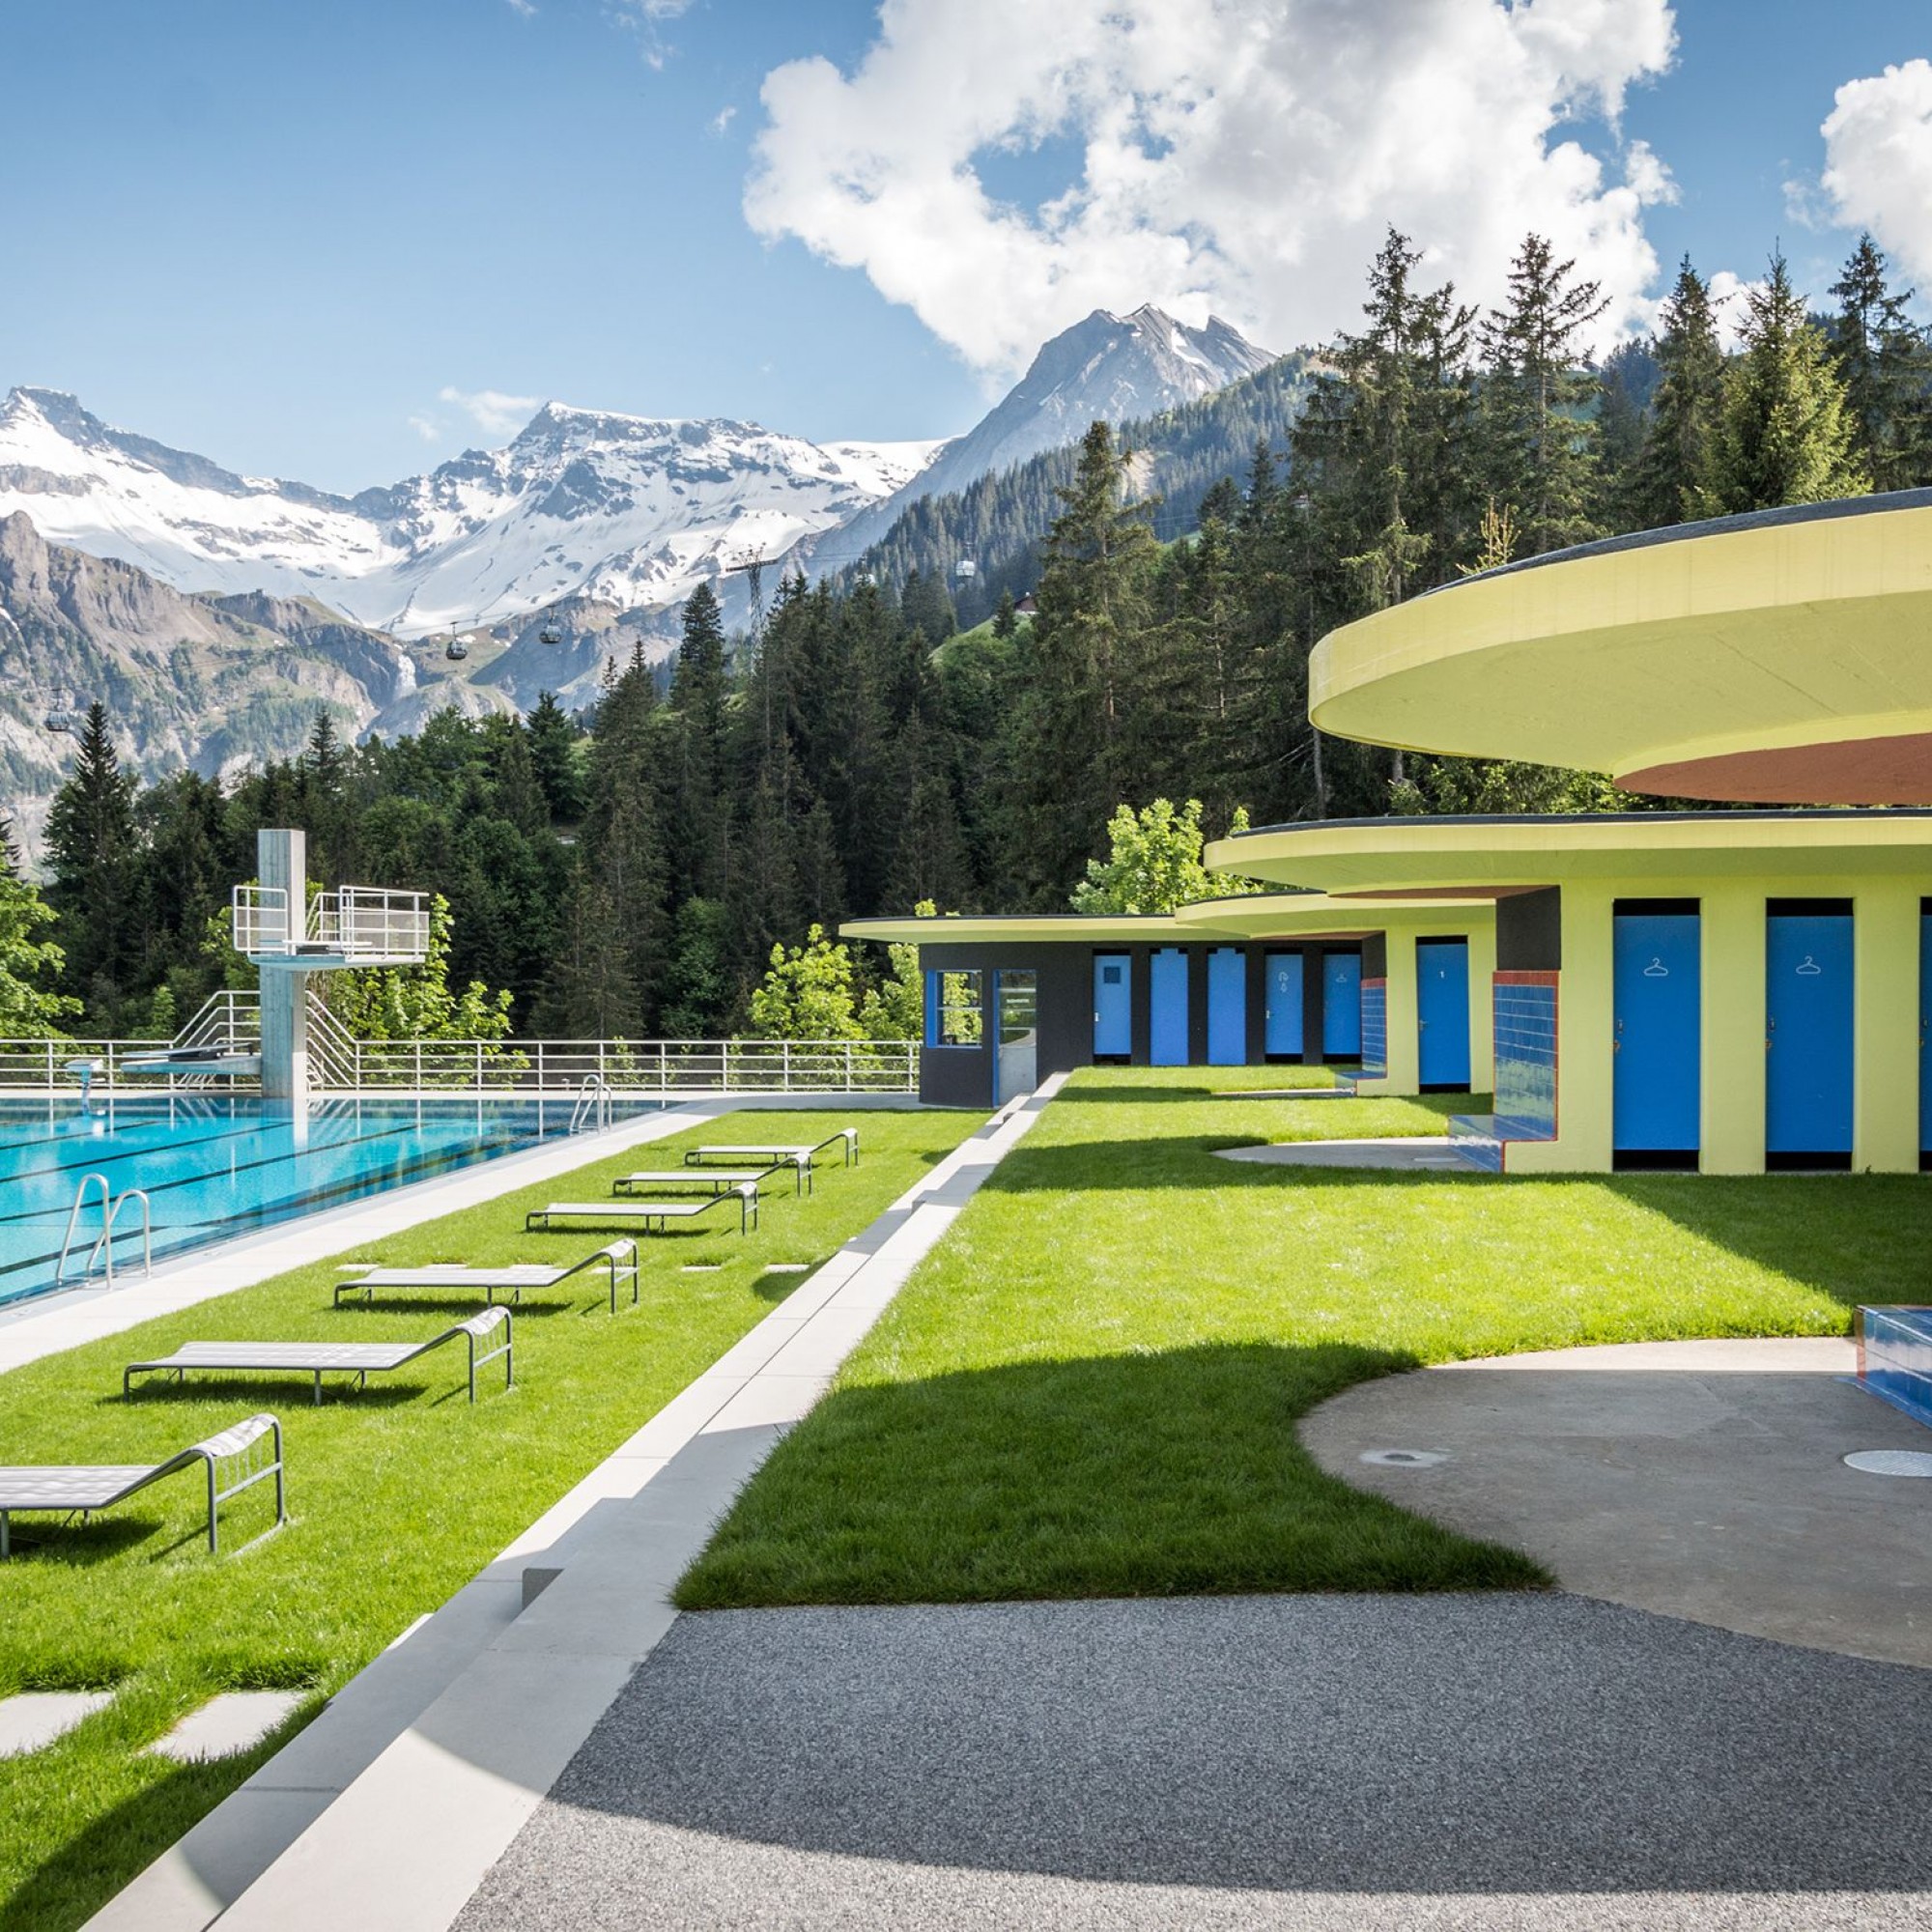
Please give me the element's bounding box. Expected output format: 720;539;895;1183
1828;233;1932;492
43;701;139;1022
1478;234;1607;555
1629;258;1726;526
1709;253;1868;512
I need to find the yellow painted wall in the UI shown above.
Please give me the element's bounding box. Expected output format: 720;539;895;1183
1504;869;1927;1176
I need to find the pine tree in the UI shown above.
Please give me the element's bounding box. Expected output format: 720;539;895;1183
43;700;138;1021
524;692;586;824
1478;234;1608;555
1629;258;1726;526
1709;253;1869;512
1828;233;1932;492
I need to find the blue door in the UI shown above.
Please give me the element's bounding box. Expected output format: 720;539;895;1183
1150;949;1189;1065
1922;915;1932;1153
1093;953;1131;1058
1207;949;1245;1065
1767;913;1854;1155
1613;913;1700;1151
1416;938;1471;1088
1264;952;1304;1056
1322;953;1362;1057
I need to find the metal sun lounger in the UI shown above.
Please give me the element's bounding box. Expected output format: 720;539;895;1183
332;1240;639;1313
684;1127;859;1170
526;1184;758;1236
0;1413;285;1557
615;1156;810;1198
125;1309;514;1406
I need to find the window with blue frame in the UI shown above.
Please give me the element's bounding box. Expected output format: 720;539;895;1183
925;969;983;1046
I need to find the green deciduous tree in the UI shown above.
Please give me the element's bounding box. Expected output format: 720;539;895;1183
1070;798;1261;915
747;923;864;1040
0;849;82;1035
325;894;514;1041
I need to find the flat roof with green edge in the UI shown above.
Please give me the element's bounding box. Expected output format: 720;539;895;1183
1207;809;1932;896
841;894;1495;949
1307;492;1932;805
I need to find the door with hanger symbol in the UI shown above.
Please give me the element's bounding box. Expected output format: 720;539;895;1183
1766;908;1854;1157
1612;908;1702;1154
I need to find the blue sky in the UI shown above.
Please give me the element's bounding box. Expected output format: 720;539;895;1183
3;1;1926;493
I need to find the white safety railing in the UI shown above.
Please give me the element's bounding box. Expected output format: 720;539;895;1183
231;884;430;963
0;1023;918;1097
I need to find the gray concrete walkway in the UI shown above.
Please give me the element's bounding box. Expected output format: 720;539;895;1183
1300;1337;1932;1666
454;1592;1932;1931
1216;1135;1472;1170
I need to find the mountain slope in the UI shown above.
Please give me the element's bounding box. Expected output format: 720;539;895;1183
825;305;1276;566
0;387;937;639
0;512;414;854
839;351;1321;626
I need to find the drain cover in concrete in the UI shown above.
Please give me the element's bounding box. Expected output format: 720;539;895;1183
0;1690;113;1756
1844;1449;1932;1478
1360;1448;1451;1468
148;1690;306;1761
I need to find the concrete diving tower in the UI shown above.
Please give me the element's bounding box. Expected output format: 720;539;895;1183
234;828;431;1100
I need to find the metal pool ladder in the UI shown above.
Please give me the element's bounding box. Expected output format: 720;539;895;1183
568;1073;612;1134
54;1174;154;1288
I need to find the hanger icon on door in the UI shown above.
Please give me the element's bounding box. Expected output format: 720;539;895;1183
1643;957;1669;978
1796;955;1823;976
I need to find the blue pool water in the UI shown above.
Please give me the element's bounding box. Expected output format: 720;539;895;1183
0;1095;657;1309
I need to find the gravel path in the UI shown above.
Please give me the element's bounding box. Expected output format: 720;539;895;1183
455;1593;1932;1930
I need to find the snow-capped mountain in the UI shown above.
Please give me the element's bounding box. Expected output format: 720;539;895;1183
0;386;938;639
830;304;1277;562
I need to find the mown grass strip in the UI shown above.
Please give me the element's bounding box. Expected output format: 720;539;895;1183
677;1066;1922;1610
0;1106;976;1932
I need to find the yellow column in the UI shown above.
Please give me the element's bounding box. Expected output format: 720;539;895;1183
1700;882;1766;1175
1855;879;1919;1174
1377;932;1421;1095
1467;918;1496;1094
1511;883;1613;1174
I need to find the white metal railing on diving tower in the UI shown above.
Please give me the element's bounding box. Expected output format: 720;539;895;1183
232;885;431;965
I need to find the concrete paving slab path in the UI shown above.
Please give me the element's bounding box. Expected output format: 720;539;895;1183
0;1690;113;1756
149;1692;308;1763
454;1593;1932;1932
1300;1336;1932;1665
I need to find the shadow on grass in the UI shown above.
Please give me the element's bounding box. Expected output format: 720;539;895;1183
676;1342;1547;1613
327;1296;579;1321
0;1707;312;1932
980;1136;1489;1192
118;1378;424;1410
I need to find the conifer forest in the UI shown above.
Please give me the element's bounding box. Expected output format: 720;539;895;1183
10;228;1931;1040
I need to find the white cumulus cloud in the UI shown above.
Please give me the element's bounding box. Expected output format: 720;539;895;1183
439;387;542;438
744;0;1679;378
1820;59;1932;288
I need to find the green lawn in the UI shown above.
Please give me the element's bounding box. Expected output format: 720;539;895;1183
677;1065;1924;1610
0;1106;975;1932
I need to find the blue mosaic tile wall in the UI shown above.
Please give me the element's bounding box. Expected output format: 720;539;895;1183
1859;1305;1932;1430
1359;978;1387;1076
1492;972;1558;1141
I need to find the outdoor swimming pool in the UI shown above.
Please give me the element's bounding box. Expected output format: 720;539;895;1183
0;1095;658;1309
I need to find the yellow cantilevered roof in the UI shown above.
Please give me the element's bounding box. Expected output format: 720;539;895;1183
1309;493;1932;805
839;893;1492;950
1208;810;1932;896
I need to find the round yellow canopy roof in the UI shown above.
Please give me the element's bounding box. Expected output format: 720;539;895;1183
1308;493;1932;805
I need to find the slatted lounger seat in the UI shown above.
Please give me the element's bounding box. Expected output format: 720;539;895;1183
615;1157;811;1198
126;1309;513;1406
685;1127;859;1170
526;1183;758;1236
0;1413;285;1557
333;1240;639;1312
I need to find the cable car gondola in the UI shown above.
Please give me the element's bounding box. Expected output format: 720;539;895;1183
539;623;562;647
444;636;469;662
